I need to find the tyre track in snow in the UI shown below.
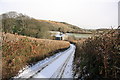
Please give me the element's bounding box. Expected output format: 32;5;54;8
28;45;73;79
14;44;75;79
15;47;71;79
59;49;75;78
50;49;74;78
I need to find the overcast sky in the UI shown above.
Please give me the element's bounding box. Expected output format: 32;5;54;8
0;0;119;29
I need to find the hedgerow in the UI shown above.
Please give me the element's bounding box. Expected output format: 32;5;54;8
74;28;120;79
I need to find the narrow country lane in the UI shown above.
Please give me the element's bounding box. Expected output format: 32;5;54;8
14;44;76;79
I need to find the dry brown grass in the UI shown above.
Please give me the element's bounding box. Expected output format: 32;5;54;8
2;33;70;79
38;20;75;32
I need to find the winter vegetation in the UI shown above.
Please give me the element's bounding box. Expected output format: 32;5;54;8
2;11;50;39
2;33;70;79
74;28;120;79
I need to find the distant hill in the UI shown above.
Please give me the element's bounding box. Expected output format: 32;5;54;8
37;20;84;33
1;11;92;39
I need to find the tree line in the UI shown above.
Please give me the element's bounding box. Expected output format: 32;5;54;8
2;11;50;39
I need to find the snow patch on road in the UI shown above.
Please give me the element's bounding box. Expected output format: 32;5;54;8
14;44;76;79
62;49;75;78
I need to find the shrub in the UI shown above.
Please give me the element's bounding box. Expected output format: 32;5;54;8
74;29;120;79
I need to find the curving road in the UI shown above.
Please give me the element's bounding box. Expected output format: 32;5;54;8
14;44;76;79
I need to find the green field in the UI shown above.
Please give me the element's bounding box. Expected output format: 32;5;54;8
66;33;93;38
